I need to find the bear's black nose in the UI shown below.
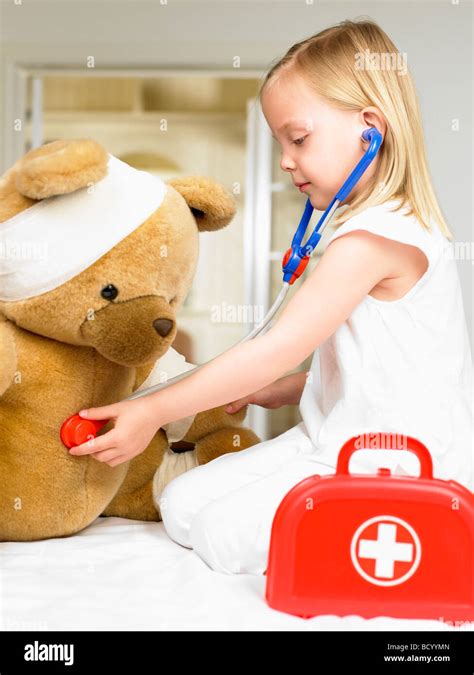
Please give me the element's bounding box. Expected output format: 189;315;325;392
153;319;173;337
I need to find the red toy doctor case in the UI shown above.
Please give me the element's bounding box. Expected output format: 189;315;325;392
265;433;474;621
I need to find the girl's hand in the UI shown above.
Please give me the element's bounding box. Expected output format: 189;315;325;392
68;398;162;467
225;372;307;413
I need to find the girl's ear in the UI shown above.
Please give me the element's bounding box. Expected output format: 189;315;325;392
167;176;236;232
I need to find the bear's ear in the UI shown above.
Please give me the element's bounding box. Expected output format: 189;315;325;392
167;176;236;232
13;138;108;200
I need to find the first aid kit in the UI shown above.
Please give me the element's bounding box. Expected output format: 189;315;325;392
265;434;474;622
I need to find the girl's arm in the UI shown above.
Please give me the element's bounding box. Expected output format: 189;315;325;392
72;230;392;465
225;371;309;412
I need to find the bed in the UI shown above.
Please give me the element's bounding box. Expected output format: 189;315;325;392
0;516;464;631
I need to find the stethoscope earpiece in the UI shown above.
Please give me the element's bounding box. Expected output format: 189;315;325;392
361;126;379;143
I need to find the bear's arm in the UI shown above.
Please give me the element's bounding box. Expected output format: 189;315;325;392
0;317;17;397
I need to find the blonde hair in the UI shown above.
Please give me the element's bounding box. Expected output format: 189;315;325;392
259;18;453;239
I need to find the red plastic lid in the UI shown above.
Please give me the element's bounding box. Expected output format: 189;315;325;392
60;414;109;448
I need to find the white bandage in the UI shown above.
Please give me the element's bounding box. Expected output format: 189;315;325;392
0;154;167;301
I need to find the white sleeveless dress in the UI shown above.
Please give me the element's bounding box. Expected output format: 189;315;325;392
160;199;473;574
300;198;473;490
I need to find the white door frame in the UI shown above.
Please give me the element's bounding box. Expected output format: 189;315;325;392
243;98;273;440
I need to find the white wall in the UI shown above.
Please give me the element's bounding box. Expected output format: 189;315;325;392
1;0;472;341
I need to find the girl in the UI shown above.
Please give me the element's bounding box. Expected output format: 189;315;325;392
71;19;472;574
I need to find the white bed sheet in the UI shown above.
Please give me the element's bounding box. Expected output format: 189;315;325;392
0;516;466;632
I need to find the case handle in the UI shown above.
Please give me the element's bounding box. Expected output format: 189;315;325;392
336;433;433;479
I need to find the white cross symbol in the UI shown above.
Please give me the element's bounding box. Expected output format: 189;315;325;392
358;523;413;578
350;516;421;587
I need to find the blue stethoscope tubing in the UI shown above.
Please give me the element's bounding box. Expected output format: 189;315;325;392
127;126;382;401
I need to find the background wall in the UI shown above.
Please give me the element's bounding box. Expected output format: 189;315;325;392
1;0;472;343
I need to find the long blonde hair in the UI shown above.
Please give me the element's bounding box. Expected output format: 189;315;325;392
259;19;453;239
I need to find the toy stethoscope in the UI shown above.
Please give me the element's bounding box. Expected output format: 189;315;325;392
60;126;383;448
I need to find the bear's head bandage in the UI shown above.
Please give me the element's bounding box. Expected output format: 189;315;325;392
0;154;168;302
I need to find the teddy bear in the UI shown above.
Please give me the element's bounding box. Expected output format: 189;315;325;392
0;138;260;542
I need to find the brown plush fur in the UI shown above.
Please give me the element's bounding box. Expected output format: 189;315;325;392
0;139;260;542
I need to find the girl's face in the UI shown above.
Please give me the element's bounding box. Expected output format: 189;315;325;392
261;73;382;211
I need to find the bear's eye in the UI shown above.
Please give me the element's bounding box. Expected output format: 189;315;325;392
191;207;205;219
101;284;119;301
